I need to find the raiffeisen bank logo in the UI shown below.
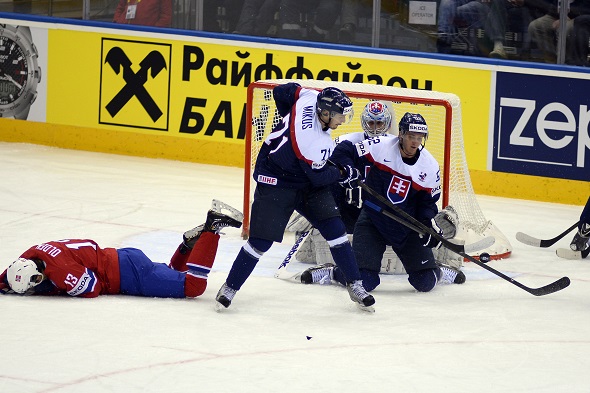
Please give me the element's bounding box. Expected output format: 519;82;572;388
99;38;171;131
493;72;590;182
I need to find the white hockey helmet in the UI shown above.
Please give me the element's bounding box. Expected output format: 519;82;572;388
361;101;393;137
7;258;44;294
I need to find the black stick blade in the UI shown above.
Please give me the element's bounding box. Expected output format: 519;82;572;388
527;277;571;296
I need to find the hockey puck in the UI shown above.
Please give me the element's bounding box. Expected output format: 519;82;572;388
479;252;491;263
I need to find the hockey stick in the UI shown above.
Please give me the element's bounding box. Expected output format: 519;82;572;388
274;229;312;281
359;182;570;296
363;200;493;254
556;247;590;260
516;221;580;248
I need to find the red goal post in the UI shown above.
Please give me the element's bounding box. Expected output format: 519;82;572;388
242;79;512;260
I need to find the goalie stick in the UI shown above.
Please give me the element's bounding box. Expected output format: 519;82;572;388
359;182;570;296
556;247;590;260
515;221;580;248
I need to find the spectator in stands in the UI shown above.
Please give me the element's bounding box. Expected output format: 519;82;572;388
528;0;590;63
567;14;590;65
336;0;396;44
277;0;344;41
113;0;172;27
338;0;361;42
437;0;509;58
232;0;281;36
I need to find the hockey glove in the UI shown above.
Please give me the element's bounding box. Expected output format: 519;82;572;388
339;165;361;189
570;223;590;252
345;185;363;208
420;207;458;249
421;227;443;249
433;205;459;239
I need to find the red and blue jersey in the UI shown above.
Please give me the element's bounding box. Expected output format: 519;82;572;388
19;239;120;297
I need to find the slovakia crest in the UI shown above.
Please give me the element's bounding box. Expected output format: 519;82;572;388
387;175;412;204
367;101;385;115
15;274;22;283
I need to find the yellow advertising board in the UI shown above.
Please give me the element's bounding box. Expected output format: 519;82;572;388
0;17;585;204
45;29;491;169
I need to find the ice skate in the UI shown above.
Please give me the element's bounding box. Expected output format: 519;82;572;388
346;280;375;312
300;263;334;285
182;224;205;249
437;262;466;284
215;283;237;311
205;210;242;234
210;199;244;223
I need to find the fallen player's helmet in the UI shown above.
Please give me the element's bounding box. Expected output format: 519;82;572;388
361;101;393;137
316;87;354;126
7;258;44;294
398;112;428;142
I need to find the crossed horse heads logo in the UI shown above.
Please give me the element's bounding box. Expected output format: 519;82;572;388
104;47;167;122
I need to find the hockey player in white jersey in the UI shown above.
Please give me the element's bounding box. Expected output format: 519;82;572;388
215;83;376;311
301;112;465;292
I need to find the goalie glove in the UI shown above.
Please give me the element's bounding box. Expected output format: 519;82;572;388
421;206;459;249
433;206;459;239
570;222;590;252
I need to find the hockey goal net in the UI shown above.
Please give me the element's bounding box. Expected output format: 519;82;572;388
243;79;512;260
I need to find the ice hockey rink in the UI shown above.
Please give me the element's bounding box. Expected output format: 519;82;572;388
0;142;589;393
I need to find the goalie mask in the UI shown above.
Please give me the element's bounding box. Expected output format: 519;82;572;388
316;87;354;128
7;258;44;294
361;101;393;137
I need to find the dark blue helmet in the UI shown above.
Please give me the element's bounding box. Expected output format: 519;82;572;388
398;112;428;141
316;87;354;124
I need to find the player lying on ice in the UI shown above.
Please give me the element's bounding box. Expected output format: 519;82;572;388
0;204;242;297
298;111;466;293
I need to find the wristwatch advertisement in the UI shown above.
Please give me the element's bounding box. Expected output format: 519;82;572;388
0;24;42;120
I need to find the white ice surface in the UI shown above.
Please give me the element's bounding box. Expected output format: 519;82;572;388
0;142;588;393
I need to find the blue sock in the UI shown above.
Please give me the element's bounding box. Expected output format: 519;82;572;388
334;268;379;291
329;242;361;282
226;238;272;291
226;248;260;291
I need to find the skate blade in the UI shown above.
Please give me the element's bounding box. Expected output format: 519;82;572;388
214;301;228;313
356;303;375;313
211;199;244;222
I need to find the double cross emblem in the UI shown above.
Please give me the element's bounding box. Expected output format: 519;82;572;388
104;47;167;122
